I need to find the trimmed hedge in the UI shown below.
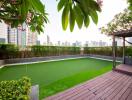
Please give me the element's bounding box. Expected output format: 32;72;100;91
31;46;80;57
0;77;31;100
0;44;19;59
126;46;132;57
84;47;113;56
84;46;132;57
0;44;132;59
0;44;81;59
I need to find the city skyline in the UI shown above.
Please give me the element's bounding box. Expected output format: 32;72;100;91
0;22;38;47
0;0;131;47
38;0;128;44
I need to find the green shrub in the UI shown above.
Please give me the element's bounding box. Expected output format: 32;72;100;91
31;45;80;57
84;46;132;57
0;44;19;59
126;46;132;57
0;77;31;100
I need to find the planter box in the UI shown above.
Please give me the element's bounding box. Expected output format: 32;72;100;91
30;85;39;100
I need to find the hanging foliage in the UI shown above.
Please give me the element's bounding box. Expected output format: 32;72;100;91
128;0;132;10
57;0;102;32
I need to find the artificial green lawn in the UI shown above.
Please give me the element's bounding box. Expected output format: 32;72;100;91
0;58;113;99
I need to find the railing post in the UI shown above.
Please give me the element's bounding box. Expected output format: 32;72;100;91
112;34;116;69
123;37;125;64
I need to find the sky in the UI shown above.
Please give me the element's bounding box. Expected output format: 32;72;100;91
38;0;128;45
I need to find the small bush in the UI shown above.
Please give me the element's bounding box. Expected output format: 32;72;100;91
0;77;31;100
0;44;19;59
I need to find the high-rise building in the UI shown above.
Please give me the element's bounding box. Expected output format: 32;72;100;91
47;35;50;45
85;41;89;47
17;23;27;47
26;27;37;46
75;41;82;47
36;40;40;45
0;22;8;43
8;23;27;48
57;41;61;46
8;23;37;47
8;27;18;44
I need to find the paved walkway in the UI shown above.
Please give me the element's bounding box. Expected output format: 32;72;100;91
44;71;132;100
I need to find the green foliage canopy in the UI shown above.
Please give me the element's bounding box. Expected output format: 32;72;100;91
0;0;102;33
58;0;101;32
128;0;132;10
0;0;48;34
100;9;132;35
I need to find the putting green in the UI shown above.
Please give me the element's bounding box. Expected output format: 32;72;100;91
0;58;114;99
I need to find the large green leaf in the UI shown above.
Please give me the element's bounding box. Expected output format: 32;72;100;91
77;0;89;16
70;6;75;32
62;4;70;30
28;0;45;14
20;0;29;21
57;0;67;11
88;0;101;12
74;5;84;29
84;15;90;27
89;10;98;24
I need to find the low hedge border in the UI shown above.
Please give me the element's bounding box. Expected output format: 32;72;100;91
0;77;31;100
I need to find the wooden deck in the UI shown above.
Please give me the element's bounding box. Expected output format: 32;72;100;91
114;64;132;75
44;70;132;100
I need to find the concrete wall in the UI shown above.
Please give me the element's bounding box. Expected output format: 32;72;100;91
0;60;5;66
4;55;87;65
2;54;123;66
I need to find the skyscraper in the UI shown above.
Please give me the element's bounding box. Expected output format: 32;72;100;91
17;23;27;48
47;35;50;45
26;27;37;46
8;23;37;47
8;26;18;45
0;22;8;43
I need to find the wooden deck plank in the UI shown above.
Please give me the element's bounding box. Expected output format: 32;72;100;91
100;74;129;99
91;72;121;94
127;90;132;100
54;76;106;100
68;75;117;100
112;77;132;100
64;73;119;100
44;71;132;100
45;71;114;100
90;73;127;100
120;88;132;100
106;75;131;100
